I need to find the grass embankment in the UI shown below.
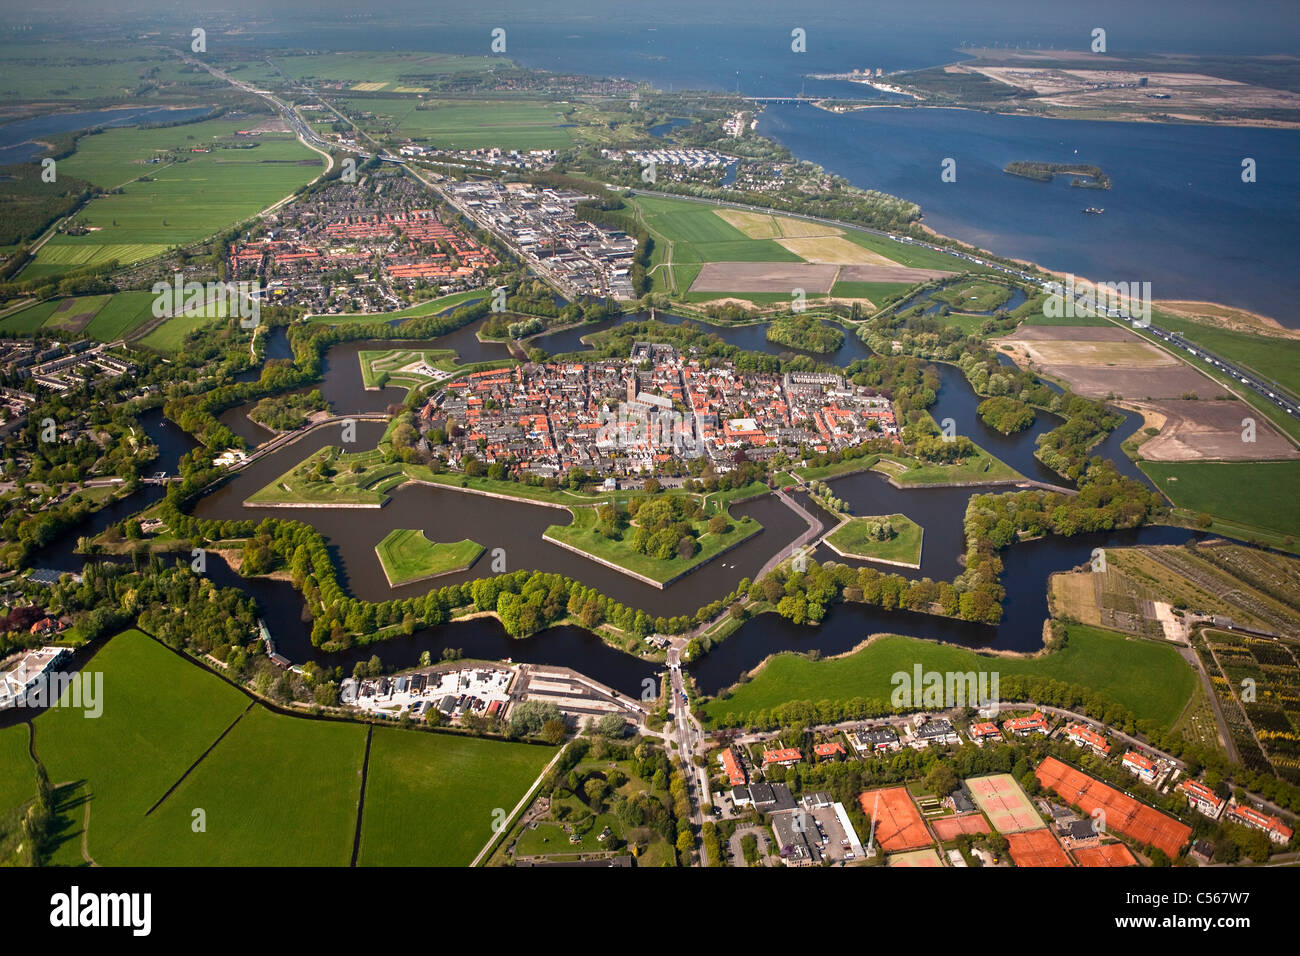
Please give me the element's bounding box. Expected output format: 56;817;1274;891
375;529;484;586
873;449;1024;485
824;514;924;567
702;624;1197;730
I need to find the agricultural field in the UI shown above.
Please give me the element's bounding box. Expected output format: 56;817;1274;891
0;42;213;103
829;279;915;306
0;291;158;340
359;727;554;866
116;706;365;866
27;118;322;275
375;529;484;586
35;629;250;865
1196;628;1300;783
824;513;924;568
343;97;574;150
136;297;230;352
265;51;501;89
1100;544;1300;638
1153;304;1300;399
702;624;1198;729
635;196;966;300
1141;460;1300;541
0;724;35;866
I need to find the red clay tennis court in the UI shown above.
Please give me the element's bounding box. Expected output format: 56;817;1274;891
967;774;1044;833
931;814;992;842
1073;843;1138;867
1007;829;1073;867
1036;757;1191;859
859;787;932;852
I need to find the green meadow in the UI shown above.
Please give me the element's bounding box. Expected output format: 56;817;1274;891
375;529;484;586
30;628;557;866
36;629;250;865
702;625;1197;729
1140;459;1300;541
346;98;575;149
118;706;366;867
358;727;554;866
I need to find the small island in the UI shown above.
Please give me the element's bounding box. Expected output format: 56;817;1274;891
544;496;762;588
824;513;924;568
375;529;485;587
977;396;1036;435
765;314;845;354
249;389;329;432
1004;161;1112;190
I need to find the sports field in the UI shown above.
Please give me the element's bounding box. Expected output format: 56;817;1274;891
374;529;484;586
887;848;944;867
1035;756;1192;858
931;813;991;841
1072;843;1138;867
858;786;931;851
967;774;1044;833
1006;829;1073;867
357;726;554;866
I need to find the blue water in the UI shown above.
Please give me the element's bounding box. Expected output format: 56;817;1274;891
0;106;213;164
759;105;1300;323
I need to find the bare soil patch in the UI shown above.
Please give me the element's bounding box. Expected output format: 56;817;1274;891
690;261;839;294
838;263;956;283
1134;399;1299;461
